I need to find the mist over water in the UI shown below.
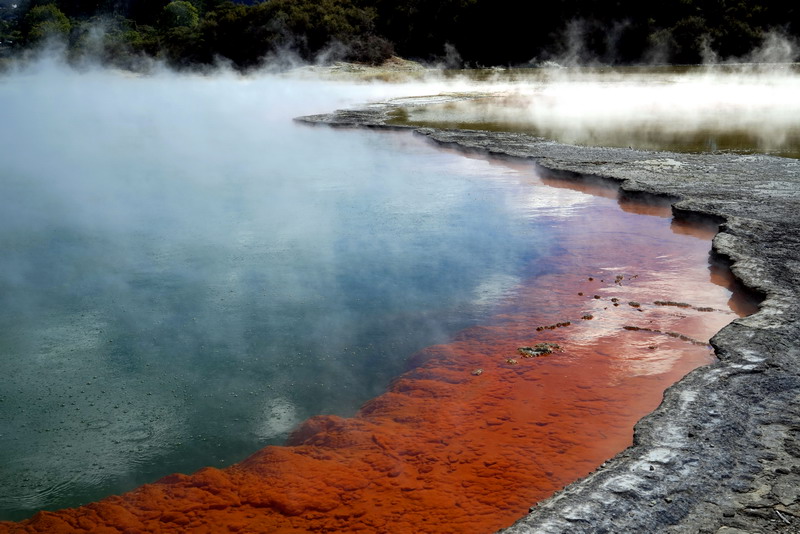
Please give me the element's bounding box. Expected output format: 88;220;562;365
0;58;770;521
0;63;558;519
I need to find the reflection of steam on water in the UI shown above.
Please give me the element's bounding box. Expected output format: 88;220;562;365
255;398;301;441
471;273;521;309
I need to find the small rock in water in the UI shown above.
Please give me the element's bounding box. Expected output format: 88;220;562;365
517;343;562;358
471;368;483;376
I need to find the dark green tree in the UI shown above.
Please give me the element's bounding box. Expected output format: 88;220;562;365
161;0;198;28
24;3;70;42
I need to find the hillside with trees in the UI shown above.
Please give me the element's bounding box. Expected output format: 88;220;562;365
0;0;798;69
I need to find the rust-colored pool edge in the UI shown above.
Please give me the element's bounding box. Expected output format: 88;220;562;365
403;125;789;534
0;148;759;534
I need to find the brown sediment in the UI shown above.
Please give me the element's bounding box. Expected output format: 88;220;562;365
622;326;708;346
653;300;730;314
654;300;692;307
535;321;571;331
0;183;747;534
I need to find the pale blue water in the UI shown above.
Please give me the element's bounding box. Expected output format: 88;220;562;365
0;66;558;519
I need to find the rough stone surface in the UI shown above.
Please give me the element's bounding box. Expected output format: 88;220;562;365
297;103;800;534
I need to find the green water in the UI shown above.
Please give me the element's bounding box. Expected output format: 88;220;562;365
0;67;556;520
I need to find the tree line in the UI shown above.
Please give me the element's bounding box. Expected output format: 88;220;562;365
0;0;798;69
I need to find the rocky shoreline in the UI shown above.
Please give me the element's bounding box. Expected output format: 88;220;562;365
297;103;800;533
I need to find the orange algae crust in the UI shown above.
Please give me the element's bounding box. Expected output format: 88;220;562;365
0;206;745;534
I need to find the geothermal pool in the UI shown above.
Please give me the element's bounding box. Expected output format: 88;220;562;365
0;64;761;530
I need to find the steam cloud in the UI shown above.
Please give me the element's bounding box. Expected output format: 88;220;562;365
0;57;550;519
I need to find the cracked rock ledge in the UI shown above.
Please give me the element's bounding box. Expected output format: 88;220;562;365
296;102;800;534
